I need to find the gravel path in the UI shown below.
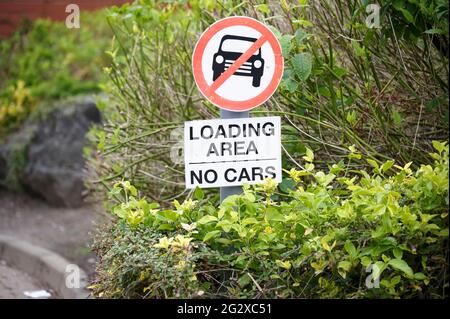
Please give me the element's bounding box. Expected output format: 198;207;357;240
0;189;106;297
0;261;51;298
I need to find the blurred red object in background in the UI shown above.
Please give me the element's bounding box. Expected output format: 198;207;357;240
0;0;131;38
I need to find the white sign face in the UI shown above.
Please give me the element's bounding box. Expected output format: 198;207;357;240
184;116;281;188
201;25;275;101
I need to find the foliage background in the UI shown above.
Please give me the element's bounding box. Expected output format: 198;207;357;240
86;0;448;299
86;0;449;208
2;0;445;300
0;10;112;139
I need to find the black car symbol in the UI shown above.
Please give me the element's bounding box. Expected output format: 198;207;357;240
212;35;265;87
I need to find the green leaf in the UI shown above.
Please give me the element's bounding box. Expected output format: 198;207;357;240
275;259;292;270
197;215;218;224
372;261;387;280
113;206;126;219
242;217;258;226
346;110;357;126
194;187;204;200
157;224;174;231
381;160;395;173
233;254;248;267
279;178;296;193
216;220;233;232
303;147;314;162
338;260;352;278
295;28;308;43
292;19;313;27
392;109;402;126
243;191;256;203
344;241;357;259
393;248;403;259
282;78;298;92
424;28;446;35
438;228;449;237
266;207;284;222
311;260;327;274
215;238;232;245
282;68;293;80
391;275;401;285
254;4;270;14
237;273;252;287
367;159;379;171
203;230;221;242
351;40;365;57
128;185;138;197
108;187;122;198
400;8;414;23
338;260;352;271
360;256;372;267
320;234;335;252
221;195;239;207
292;53;312;81
157;210;179;222
389;259;414;277
432;140;445;154
413;272;427;280
314;171;336;186
333;67;348;78
280;34;294;58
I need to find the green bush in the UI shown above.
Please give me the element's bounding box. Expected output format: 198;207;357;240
88;0;449;208
379;0;448;51
91;141;448;298
87;0;449;299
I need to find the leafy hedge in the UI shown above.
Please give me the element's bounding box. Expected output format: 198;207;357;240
91;141;448;298
87;0;449;299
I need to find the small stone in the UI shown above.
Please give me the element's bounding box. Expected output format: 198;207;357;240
24;290;52;299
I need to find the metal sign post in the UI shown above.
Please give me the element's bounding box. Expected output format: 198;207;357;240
219;109;249;202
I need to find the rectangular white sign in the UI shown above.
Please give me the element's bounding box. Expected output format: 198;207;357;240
184;116;281;188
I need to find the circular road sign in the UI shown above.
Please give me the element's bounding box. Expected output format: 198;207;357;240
192;16;284;112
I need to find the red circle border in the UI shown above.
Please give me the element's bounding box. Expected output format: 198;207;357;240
192;16;284;112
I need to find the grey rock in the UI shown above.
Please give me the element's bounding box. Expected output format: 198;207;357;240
19;97;101;207
0;150;6;181
0;122;38;190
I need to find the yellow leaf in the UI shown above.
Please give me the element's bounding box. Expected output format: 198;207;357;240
275;260;292;270
321;236;335;252
322;241;331;252
153;237;172;249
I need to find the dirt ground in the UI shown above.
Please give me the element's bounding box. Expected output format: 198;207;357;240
0;189;106;284
0;261;57;299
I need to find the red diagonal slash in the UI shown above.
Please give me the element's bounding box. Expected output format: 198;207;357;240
204;35;267;96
